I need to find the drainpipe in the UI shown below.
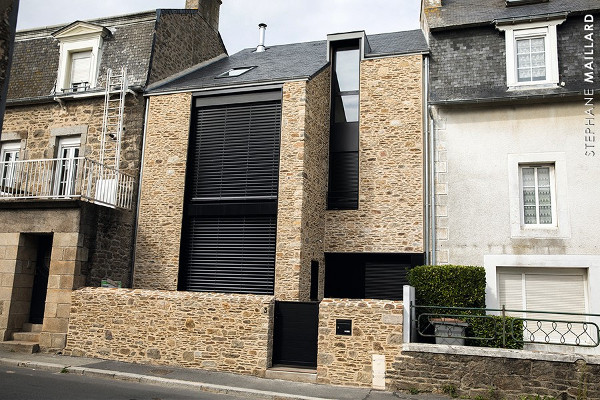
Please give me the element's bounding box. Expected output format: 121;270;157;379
423;55;430;265
130;96;150;288
429;105;436;266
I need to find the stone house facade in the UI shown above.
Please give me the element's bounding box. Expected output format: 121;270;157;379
64;28;428;388
0;0;226;352
423;0;600;354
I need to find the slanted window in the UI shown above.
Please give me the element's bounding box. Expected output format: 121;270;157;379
328;41;360;209
0;141;21;192
497;19;564;88
520;164;556;226
216;67;255;78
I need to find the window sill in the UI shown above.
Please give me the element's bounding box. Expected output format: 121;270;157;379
507;83;561;91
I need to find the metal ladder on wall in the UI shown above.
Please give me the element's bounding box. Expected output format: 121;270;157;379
100;67;127;171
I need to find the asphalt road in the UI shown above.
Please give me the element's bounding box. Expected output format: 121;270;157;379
0;365;246;400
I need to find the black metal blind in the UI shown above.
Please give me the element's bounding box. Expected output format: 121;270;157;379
364;263;409;301
183;216;276;294
191;102;281;200
180;95;282;295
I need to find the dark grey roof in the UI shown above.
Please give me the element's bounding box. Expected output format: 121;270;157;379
426;0;600;30
148;30;428;94
8;11;157;101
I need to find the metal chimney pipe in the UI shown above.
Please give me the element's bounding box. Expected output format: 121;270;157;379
256;23;267;52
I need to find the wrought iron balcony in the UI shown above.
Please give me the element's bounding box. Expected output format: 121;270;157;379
0;157;135;210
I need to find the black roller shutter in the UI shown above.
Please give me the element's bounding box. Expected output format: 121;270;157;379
180;94;281;295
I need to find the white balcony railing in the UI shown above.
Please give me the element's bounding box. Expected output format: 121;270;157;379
0;157;135;210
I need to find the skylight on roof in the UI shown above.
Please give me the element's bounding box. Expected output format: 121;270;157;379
506;0;549;6
216;67;255;78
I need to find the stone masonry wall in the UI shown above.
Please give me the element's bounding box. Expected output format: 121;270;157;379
148;11;225;86
275;70;330;301
324;55;424;254
0;206;87;350
133;93;191;290
65;288;274;376
317;298;403;388
392;348;600;399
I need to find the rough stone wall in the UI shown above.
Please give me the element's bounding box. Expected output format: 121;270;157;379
65;288;274;376
275;71;329;301
0;206;87;350
133;93;191;290
148;11;226;85
392;350;600;400
317;298;403;388
299;69;330;301
324;55;424;254
1;96;145;285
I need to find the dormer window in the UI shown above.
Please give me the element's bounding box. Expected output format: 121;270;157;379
496;18;565;89
52;21;109;93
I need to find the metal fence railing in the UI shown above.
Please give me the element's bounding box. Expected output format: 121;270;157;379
412;304;600;348
0;157;135;210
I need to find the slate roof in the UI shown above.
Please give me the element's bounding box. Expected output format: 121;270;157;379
7;11;157;102
426;0;600;30
148;30;428;94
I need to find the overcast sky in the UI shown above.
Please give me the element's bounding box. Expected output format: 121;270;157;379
16;0;421;54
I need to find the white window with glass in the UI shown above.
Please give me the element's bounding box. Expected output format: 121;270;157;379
69;50;92;92
0;141;21;193
520;165;556;226
516;36;546;83
54;136;81;196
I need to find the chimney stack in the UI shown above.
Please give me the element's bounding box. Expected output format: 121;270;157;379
185;0;222;32
256;23;267;53
424;0;442;9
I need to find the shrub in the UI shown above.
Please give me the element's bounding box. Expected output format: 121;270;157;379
408;265;486;308
408;265;522;349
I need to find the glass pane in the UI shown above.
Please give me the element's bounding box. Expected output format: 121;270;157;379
334;49;360;92
334;95;359;123
516;39;530;54
531;67;546;81
518;68;532;82
517;54;531;68
524;206;537;224
522;168;535;187
530;38;545;53
530;52;545;67
523;188;536;206
536;167;550;187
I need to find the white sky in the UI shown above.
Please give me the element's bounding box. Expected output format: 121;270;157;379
16;0;421;54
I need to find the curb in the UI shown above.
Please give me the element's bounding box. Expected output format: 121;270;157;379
0;358;335;400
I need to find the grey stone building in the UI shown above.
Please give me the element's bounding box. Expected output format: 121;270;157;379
0;0;225;352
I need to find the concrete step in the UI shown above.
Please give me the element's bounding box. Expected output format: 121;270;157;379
11;332;40;342
22;323;43;333
265;366;317;383
0;341;40;354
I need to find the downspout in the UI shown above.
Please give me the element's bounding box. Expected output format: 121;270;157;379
130;96;150;288
423;55;430;264
429;104;436;266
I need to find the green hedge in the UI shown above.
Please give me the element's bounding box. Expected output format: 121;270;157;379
408;265;522;349
408;265;486;308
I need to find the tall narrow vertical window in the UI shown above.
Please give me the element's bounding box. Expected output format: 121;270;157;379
54;136;81;196
521;165;555;225
328;41;360;209
0;142;21;193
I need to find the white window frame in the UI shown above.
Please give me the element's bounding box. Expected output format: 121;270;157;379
0;141;21;192
53;22;107;93
519;164;557;227
497;19;565;89
54;136;81;197
508;153;570;239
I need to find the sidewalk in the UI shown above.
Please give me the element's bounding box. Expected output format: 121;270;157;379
0;350;449;400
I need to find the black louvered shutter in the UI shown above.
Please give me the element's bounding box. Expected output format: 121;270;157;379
180;94;281;295
364;263;410;301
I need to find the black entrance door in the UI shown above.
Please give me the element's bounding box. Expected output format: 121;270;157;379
29;236;52;324
272;301;319;368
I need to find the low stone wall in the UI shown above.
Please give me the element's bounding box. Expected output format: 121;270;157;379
317;298;403;388
392;344;600;399
65;288;274;376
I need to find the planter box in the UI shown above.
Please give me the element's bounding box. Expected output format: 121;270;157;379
431;318;468;346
